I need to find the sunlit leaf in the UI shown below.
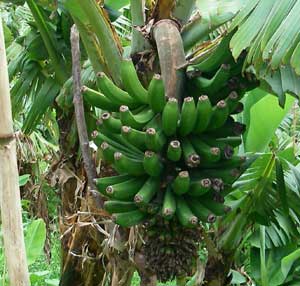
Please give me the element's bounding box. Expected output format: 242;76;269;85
244;94;295;152
24;219;46;265
19;174;30;186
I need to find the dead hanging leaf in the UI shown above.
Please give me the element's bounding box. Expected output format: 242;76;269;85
152;0;176;22
50;162;85;214
85;189;111;217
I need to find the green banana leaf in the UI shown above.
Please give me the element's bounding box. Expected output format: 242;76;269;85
24;219;46;266
226;153;300;250
63;0;122;85
250;244;300;285
182;0;243;51
105;0;129;11
229;0;300;77
22;78;61;134
243;92;295;153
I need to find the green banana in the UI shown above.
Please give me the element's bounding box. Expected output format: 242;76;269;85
143;151;163;177
216;137;242;148
198;193;228;216
104;201;138;213
134;177;160;205
202;156;246;169
121;126;146;151
101;112;122;133
176;197;198;228
81;86;119;111
188;199;216;223
85;112;98;135
100;142;140;170
121;59;148;104
106;176;146;200
112;209;147;227
145;128;166;152
178;97;197;136
162;188;176;220
192;34;233;73
225;91;241;113
231;102;244;115
113;152;145;176
107;133;145;156
148;74;166;112
167;140;182;162
94;174;131;194
120;105;154;130
193;95;213;134
192;168;241;185
162;98;179;136
190;137;221;163
182;138;200;168
207;100;229;130
144;114;161;130
211;178;225;192
193;64;231;95
93;132;143;159
172;171;190;195
188;179;212;197
206;118;246;138
215;193;225;203
100;142;116;163
96;72;138;108
200;136;234;160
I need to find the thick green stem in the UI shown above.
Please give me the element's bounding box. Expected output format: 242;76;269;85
153;19;186;101
130;0;150;55
173;0;196;24
26;0;68;85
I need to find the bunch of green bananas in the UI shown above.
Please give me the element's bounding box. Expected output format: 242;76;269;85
83;56;255;229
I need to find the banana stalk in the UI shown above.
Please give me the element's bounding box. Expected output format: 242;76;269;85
152;19;186;101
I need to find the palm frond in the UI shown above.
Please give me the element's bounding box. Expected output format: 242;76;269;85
112;14;131;39
22;78;61;135
225;153;300;248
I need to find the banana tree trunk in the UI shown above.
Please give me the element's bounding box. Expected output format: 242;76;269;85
0;19;30;286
